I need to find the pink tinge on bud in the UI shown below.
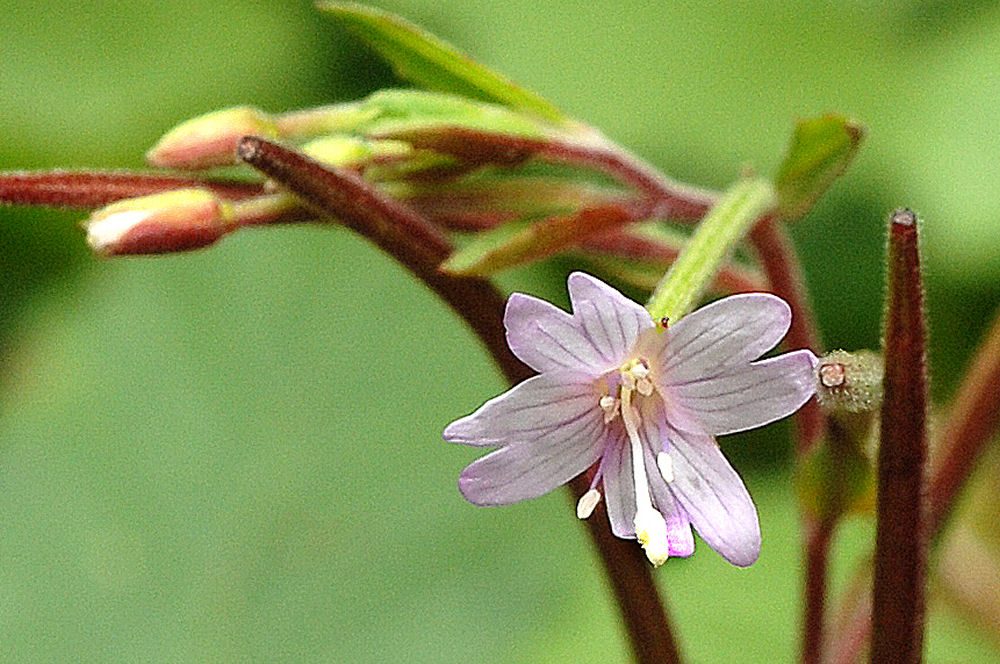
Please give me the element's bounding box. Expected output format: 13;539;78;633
85;189;231;256
146;107;278;170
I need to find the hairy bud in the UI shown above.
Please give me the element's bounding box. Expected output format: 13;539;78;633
815;349;884;414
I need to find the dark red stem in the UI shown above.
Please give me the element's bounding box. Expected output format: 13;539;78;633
749;216;825;452
870;209;928;664
0;170;264;208
236;136;682;664
827;291;1000;664
802;518;835;664
800;419;854;664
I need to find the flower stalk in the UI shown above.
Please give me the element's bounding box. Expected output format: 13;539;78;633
646;178;774;322
870;208;928;664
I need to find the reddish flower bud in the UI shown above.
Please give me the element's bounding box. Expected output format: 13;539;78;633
146;107;278;169
84;189;231;256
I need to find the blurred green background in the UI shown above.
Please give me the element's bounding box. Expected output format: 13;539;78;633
2;1;1000;662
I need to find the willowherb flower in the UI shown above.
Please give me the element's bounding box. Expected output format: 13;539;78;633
443;272;818;567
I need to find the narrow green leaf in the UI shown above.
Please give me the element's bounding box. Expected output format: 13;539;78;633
317;2;563;122
441;204;642;276
774;114;864;221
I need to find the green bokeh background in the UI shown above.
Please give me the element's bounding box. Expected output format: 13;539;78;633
2;1;999;661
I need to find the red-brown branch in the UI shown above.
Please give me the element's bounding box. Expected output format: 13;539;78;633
870;209;928;664
0;170;264;208
236;136;683;664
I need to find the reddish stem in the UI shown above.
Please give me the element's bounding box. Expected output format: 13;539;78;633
870;209;928;664
802;517;835;664
749;217;825;452
800;419;855;664
830;299;1000;664
236;136;683;664
0;170;264;208
382;126;716;218
927;307;1000;535
582;231;764;293
747;217;832;664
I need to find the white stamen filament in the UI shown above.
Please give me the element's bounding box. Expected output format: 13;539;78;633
620;384;670;567
656;451;674;483
576;488;602;519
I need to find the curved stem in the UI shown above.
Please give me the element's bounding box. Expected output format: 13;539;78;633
749;217;825;452
236;136;683;664
383;126;717;218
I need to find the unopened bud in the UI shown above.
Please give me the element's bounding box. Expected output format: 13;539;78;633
146;107;278;169
84;189;231;256
815;349;883;414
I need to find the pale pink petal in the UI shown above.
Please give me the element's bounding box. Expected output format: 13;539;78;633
443;372;598;446
637;396;695;557
665;349;818;436
664;509;695;558
666;426;760;567
641;293;791;385
458;414;606;505
567;271;654;366
504;293;611;374
600;429;635;538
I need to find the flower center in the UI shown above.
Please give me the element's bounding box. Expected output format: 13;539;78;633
579;356;675;566
617;359;670;566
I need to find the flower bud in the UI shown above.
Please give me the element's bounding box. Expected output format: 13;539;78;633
815;349;883;414
146;107;278;169
301;136;411;168
84;189;231;256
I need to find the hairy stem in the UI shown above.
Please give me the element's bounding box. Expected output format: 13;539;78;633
646;178;774;322
830;302;1000;664
870;209;928;664
236;136;683;664
0;170;263;208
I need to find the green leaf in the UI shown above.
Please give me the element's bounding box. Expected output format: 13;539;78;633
317;2;563;123
774;114;864;221
441;204;641;276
